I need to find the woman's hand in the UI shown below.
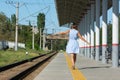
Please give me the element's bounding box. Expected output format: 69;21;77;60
54;30;70;35
87;42;91;45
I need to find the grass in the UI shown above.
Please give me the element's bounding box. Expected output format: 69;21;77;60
0;48;49;67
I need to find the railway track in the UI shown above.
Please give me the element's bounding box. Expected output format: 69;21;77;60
0;51;57;80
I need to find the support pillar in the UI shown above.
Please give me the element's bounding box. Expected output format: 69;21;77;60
95;0;100;61
79;20;84;55
86;13;89;57
112;0;119;67
85;14;87;57
82;18;86;56
102;0;108;64
87;10;91;58
43;33;46;50
90;4;95;59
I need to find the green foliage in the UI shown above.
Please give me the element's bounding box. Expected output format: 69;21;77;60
0;48;49;67
107;23;112;46
37;13;45;32
100;27;102;45
25;40;32;49
37;13;45;49
0;12;12;40
0;12;46;50
0;12;7;22
10;14;16;36
34;33;40;50
19;25;32;43
29;20;32;27
52;39;67;51
34;43;39;50
11;14;16;25
0;49;39;67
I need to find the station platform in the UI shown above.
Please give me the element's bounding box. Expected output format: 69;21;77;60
34;53;120;80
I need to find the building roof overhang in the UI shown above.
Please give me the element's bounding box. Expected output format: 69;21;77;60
55;0;112;26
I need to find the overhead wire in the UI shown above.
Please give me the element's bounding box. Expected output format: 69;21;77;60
2;1;15;18
41;0;58;28
19;6;50;22
24;3;31;17
18;0;52;23
1;0;58;30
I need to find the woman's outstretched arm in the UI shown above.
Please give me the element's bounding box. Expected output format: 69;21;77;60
77;32;90;45
55;30;70;35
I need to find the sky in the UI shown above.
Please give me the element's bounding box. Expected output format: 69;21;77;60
0;0;120;34
0;0;69;34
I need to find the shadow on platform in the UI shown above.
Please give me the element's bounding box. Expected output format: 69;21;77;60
78;66;111;70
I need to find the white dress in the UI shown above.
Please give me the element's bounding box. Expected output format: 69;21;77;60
66;29;79;54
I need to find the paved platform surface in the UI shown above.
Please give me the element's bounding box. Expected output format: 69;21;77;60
76;55;120;80
34;53;73;80
34;53;120;80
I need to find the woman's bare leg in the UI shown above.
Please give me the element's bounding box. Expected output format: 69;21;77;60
70;53;77;69
70;53;74;67
74;54;76;64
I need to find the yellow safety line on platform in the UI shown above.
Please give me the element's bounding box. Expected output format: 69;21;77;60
64;53;86;80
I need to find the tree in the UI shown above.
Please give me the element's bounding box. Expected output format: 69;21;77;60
52;39;67;51
11;14;16;31
37;13;45;32
11;14;16;24
37;13;45;49
0;12;9;40
29;20;32;27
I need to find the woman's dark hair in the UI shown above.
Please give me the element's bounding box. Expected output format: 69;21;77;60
71;24;78;30
72;22;76;25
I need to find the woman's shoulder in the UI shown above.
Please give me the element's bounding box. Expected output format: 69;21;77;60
73;29;78;32
70;29;78;33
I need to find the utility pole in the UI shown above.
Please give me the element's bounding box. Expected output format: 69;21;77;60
15;2;19;51
6;1;24;51
51;28;54;51
43;32;45;50
39;28;42;49
32;22;35;50
26;20;35;50
43;28;47;50
51;39;52;51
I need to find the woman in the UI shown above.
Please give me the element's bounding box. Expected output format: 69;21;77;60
55;24;90;69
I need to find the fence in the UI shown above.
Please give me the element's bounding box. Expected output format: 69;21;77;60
0;41;25;50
